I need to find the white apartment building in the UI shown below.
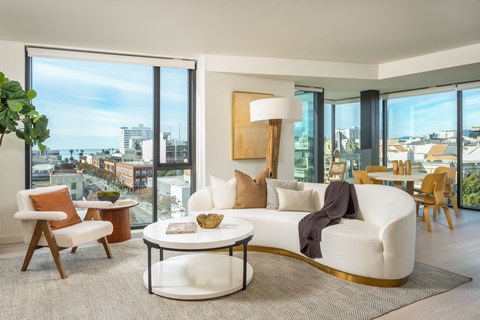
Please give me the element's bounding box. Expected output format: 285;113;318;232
119;124;153;153
50;173;84;200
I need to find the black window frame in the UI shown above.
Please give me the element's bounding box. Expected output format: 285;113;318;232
24;49;197;227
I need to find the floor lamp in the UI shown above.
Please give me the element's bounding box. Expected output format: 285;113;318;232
250;97;302;179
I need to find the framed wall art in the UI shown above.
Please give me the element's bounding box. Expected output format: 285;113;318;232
232;91;273;160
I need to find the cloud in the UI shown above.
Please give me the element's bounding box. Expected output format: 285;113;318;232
76;96;107;102
41;100;151;141
34;62;151;95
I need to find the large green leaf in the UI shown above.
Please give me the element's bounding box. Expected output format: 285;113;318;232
7;100;23;112
34;116;49;138
0;110;8;128
7;108;19;121
37;142;46;152
26;89;37;100
3;80;23;94
0;72;5;86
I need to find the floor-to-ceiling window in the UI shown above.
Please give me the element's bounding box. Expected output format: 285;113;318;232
27;48;195;226
294;91;315;182
385;91;457;195
156;67;193;219
462;87;480;209
324;103;332;178
334;102;360;182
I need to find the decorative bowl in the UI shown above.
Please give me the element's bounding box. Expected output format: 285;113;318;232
196;213;224;229
97;192;120;203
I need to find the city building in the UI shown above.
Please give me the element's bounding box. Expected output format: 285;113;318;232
50;172;84;200
294;131;314;182
119;124;153;153
104;159;117;173
115;162;153;192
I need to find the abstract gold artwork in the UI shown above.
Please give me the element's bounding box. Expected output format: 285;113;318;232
232;91;273;159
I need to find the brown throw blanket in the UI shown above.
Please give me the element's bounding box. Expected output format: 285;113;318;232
298;181;359;258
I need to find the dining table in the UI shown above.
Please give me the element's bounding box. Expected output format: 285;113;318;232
367;172;427;195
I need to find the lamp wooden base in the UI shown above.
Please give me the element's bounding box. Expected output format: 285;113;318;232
266;119;282;179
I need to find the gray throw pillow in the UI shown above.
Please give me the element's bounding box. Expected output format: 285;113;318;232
266;178;298;210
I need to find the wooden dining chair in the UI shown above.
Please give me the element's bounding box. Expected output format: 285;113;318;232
412;173;454;232
433;166;460;217
353;170;373;184
366;165;388;185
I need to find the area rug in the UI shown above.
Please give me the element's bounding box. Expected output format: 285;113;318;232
0;240;471;320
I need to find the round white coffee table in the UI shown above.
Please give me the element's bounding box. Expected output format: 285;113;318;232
142;216;254;300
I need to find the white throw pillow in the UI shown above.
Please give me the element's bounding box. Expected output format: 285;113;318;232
277;188;315;212
210;176;236;209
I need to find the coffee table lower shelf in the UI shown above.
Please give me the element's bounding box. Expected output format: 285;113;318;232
142;253;253;300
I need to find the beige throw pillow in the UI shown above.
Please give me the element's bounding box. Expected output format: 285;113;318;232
266;178;298;210
234;169;268;208
277;188;315;212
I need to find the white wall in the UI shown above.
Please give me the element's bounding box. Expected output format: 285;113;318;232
198;71;296;188
0;40;27;244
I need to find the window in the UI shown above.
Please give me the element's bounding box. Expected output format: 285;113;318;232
28;48;195;225
386;92;457;180
334;102;360;183
294;92;315;182
462;88;480;209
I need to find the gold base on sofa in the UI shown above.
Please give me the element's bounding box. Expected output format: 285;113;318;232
226;245;409;287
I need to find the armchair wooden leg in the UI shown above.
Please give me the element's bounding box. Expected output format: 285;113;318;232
449;195;460;217
423;206;432;232
99;237;112;259
443;206;454;230
21;221;44;272
415;201;420;215
40;221;67;279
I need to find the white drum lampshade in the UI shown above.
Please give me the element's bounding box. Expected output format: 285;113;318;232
250;97;302;124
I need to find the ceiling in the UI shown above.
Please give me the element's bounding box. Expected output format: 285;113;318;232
1;0;480;99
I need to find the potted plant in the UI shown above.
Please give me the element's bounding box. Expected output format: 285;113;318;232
97;191;121;203
0;71;49;150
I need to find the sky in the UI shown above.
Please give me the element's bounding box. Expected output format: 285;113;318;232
295;88;480;140
32;57;189;150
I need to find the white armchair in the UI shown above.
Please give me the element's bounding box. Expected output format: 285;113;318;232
14;185;114;279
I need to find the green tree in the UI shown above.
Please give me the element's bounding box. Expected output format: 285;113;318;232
462;173;480;208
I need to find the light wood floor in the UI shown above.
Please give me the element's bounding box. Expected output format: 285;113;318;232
1;212;479;319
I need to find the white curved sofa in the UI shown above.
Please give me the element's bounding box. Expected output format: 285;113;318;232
188;182;416;287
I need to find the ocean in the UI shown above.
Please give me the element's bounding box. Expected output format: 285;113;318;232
58;148;117;159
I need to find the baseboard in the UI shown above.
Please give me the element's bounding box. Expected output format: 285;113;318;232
0;234;24;245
